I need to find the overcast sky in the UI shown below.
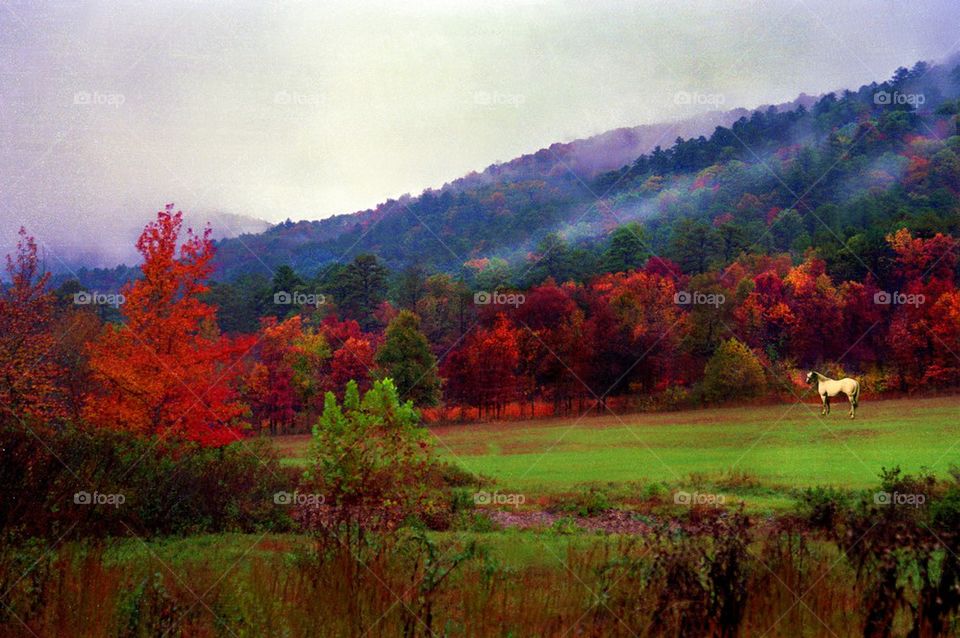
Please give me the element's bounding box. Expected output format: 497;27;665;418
2;0;960;266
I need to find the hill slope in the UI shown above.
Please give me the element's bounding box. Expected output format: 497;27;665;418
210;98;817;279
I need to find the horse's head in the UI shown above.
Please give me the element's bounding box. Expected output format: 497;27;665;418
805;371;816;384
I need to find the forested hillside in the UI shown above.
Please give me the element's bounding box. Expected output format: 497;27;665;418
44;59;960;421
206;100;808;279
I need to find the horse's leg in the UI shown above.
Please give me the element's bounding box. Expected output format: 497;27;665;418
821;394;828;416
825;395;831;415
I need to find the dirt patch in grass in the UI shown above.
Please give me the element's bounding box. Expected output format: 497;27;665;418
485;509;659;535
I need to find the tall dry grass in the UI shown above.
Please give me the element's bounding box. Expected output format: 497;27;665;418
0;527;875;638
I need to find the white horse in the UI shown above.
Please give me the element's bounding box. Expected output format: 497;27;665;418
805;371;860;419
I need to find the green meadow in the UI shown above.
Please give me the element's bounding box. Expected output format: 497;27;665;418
280;395;960;510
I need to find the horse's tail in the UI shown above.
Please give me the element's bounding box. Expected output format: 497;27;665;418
852;381;860;407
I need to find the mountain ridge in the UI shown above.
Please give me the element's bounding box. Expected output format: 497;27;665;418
209;93;820;280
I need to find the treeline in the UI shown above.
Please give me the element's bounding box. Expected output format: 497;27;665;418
12;209;957;440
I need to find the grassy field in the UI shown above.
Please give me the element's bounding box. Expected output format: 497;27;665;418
7;397;958;637
278;395;960;510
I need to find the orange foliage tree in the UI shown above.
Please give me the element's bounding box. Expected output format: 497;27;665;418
0;229;65;425
84;206;253;446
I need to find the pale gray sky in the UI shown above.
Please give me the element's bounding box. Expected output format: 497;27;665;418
2;0;959;266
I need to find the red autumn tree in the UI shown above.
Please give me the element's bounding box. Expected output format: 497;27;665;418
733;270;796;360
84;206;252;446
782;258;843;366
589;269;688;395
515;280;586;414
884;229;958;388
328;336;376;396
922;289;960;387
247;316;302;434
445;314;522;420
0;229;65;425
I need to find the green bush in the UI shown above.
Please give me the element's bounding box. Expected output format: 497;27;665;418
702;338;767;403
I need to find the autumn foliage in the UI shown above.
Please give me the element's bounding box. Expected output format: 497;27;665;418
0;229;65;424
83;206;253;446
3;210;960;438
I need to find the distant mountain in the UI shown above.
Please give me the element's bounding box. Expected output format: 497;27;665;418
45;211;271;277
45;211;271;289
210;96;819;280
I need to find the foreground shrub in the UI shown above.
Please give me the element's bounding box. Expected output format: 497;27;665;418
0;421;298;539
802;466;960;638
595;508;752;637
298;379;446;550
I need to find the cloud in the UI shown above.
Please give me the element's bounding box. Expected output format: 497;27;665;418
2;0;958;267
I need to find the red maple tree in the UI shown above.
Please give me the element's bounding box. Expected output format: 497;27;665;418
84;206;253;446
